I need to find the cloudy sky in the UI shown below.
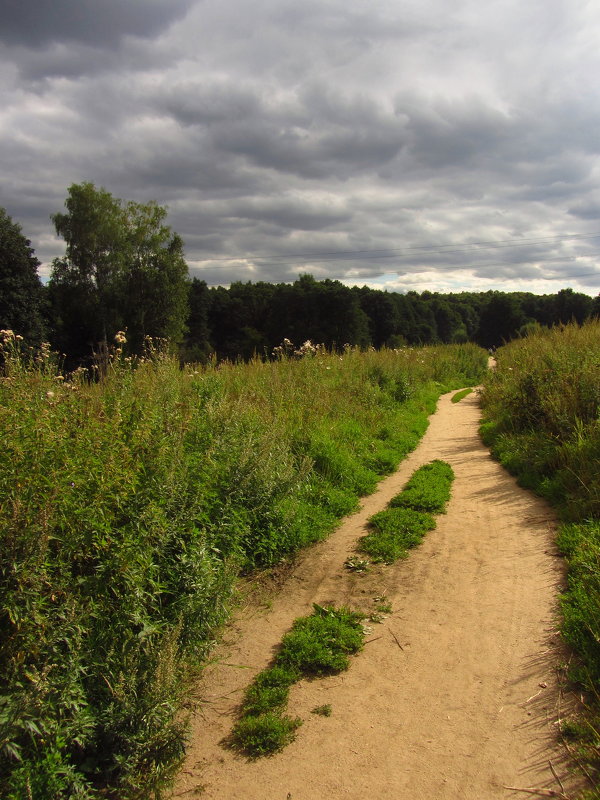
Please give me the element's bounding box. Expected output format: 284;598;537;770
2;0;600;295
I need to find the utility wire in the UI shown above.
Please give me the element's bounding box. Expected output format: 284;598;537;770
191;253;600;274
195;232;600;266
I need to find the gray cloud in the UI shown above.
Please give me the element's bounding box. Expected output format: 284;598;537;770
0;0;194;48
1;0;599;295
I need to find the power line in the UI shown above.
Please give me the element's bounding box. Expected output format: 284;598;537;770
194;232;600;267
191;253;600;275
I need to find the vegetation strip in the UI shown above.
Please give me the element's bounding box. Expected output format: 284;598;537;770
480;320;600;790
359;460;455;563
451;387;472;403
231;605;365;757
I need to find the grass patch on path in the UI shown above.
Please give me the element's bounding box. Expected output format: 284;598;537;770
231;605;364;757
452;387;472;403
359;460;454;563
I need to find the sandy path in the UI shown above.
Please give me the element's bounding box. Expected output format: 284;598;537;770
172;388;582;800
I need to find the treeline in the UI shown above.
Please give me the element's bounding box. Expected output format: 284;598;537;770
185;275;599;361
1;183;599;366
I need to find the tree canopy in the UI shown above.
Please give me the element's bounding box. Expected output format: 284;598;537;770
49;182;189;362
0;208;46;344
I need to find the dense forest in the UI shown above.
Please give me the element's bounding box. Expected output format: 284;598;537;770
1;183;599;366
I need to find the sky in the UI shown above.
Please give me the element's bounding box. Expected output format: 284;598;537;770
2;0;600;296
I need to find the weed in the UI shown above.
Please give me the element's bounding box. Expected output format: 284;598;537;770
374;597;393;614
0;337;486;795
344;555;371;572
357;460;453;564
389;460;455;514
278;606;365;675
231;713;302;758
480;320;600;784
311;704;332;717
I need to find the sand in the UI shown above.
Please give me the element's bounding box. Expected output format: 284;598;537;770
172;387;583;800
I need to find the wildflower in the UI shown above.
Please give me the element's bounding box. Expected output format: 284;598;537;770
114;331;127;345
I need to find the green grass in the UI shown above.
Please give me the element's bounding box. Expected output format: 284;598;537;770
451;387;472;403
229;713;302;758
231;605;364;756
480;320;600;786
0;331;486;798
359;460;454;563
360;508;436;562
389;459;455;513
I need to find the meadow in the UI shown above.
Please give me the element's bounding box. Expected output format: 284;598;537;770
0;334;486;799
480;319;600;790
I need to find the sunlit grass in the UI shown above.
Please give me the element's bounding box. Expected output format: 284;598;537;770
0;332;486;798
480;319;600;784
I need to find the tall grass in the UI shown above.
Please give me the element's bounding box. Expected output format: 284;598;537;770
0;333;486;799
480;320;600;789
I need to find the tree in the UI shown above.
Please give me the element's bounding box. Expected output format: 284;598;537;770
0;208;46;344
266;275;370;351
355;287;399;348
476;293;526;348
49;183;189;361
184;278;213;362
553;288;592;325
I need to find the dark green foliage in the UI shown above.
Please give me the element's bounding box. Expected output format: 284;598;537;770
49;182;189;363
183;277;212;363
183;274;597;364
231;606;364;757
477;293;526;349
0;208;46;344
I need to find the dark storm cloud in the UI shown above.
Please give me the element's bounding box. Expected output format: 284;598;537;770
1;0;599;293
0;0;194;48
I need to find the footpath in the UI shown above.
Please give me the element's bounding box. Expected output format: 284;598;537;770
172;388;583;800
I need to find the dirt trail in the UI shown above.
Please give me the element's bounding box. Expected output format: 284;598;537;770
173;388;582;800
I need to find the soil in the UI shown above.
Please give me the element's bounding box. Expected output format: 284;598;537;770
172;384;584;800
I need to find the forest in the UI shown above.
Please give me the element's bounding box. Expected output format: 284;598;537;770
1;182;599;365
